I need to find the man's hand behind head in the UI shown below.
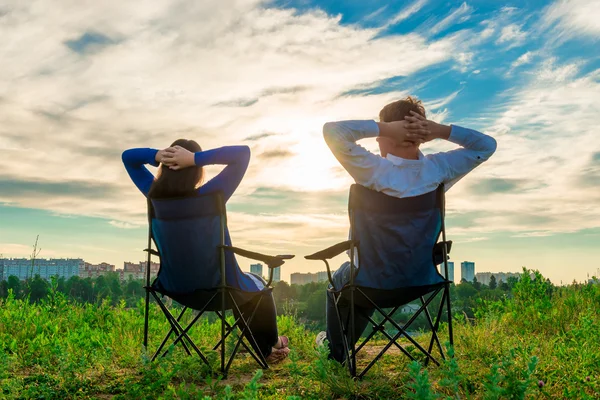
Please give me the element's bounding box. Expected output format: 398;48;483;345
404;111;450;141
377;120;425;146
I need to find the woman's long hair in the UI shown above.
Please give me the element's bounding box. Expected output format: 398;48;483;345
148;139;203;199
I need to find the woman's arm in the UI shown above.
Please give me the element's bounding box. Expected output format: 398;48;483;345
163;145;251;201
121;148;160;196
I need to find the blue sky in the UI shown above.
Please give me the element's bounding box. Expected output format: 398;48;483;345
1;0;599;284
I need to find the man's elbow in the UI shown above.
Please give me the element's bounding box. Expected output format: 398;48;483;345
322;121;339;145
480;137;497;162
487;137;498;158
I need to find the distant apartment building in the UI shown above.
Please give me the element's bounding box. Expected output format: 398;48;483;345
120;261;160;281
439;261;454;282
80;262;116;279
0;258;84;281
250;263;263;278
475;272;521;286
272;266;281;282
461;261;475;282
290;271;333;285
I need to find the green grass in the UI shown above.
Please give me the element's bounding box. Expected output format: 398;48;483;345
1;270;599;399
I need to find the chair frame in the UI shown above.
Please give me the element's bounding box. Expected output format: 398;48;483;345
306;185;454;378
142;193;293;378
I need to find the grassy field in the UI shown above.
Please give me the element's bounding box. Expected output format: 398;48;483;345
1;270;599;399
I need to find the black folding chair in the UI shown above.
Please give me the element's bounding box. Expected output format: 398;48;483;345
306;184;453;378
142;192;294;377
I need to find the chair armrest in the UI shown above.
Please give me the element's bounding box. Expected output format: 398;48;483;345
433;240;452;265
144;248;160;257
220;245;294;268
305;240;359;260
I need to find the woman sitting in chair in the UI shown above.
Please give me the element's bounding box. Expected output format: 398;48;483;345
122;139;290;363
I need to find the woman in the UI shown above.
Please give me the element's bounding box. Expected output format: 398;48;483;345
122;139;289;362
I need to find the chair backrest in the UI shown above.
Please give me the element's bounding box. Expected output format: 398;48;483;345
148;193;226;294
349;184;446;290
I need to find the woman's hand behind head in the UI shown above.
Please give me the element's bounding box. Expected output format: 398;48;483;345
162;145;196;170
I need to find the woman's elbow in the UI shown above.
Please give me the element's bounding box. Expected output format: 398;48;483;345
121;149;132;163
238;145;251;164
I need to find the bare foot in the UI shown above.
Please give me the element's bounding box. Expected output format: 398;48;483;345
274;335;289;349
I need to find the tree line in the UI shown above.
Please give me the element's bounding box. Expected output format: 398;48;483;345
1;272;536;330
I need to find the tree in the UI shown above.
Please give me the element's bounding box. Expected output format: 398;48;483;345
0;280;8;298
28;235;42;281
472;276;482;291
26;275;49;303
489;275;497;290
125;278;144;305
273;281;296;303
94;275;111;301
7;276;21;298
304;290;326;321
105;272;123;304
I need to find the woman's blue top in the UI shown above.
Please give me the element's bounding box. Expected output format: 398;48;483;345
122;146;264;291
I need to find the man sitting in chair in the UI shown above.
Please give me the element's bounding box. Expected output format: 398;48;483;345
317;96;497;362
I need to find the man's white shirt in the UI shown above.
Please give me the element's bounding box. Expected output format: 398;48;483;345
323;120;497;197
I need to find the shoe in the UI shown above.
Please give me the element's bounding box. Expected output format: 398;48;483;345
266;346;290;364
315;331;327;347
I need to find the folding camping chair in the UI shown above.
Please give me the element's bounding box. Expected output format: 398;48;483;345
305;184;453;378
142;192;294;377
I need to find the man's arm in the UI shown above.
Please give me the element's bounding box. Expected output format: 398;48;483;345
404;111;497;187
433;125;497;188
322;120;384;187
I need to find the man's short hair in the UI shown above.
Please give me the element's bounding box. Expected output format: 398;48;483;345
379;96;426;122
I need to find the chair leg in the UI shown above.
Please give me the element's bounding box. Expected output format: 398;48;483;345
349;287;357;378
226;292;269;373
445;283;454;347
331;292;352;371
213;311;266;368
154;306;189;360
359;322;416;379
423;290;447;366
150;291;212;367
362;289;442;369
149;292;192;360
354;306;400;354
143;288;151;350
221;288;226;375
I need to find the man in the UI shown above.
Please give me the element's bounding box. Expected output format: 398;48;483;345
317;96;497;362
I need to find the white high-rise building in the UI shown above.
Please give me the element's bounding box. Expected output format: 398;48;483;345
1;258;84;281
272;266;281;282
461;261;475;282
440;261;454;282
250;263;263;278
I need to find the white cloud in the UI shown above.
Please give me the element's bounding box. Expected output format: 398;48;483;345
385;0;428;27
0;0;463;226
496;24;527;48
429;2;472;35
109;220;141;229
511;51;535;69
0;243;57;258
542;0;600;39
447;61;600;236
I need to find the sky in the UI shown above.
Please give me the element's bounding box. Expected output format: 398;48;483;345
1;0;599;284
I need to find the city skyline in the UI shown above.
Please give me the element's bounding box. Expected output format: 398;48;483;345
1;255;597;286
1;0;599;285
